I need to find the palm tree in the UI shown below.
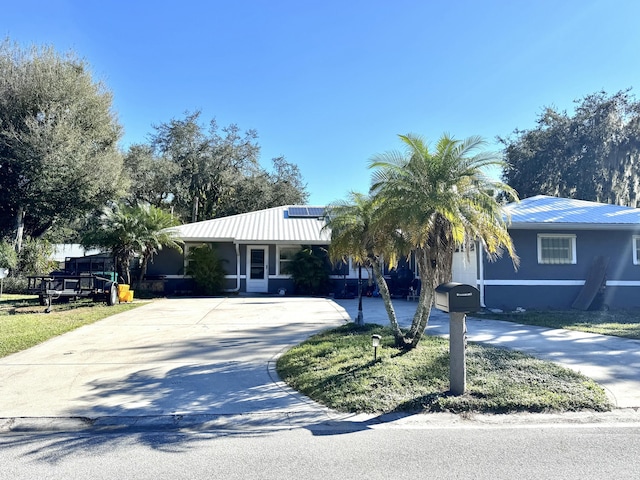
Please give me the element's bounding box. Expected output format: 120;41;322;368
82;204;144;284
83;203;182;286
136;205;183;290
369;133;519;348
325;192;408;337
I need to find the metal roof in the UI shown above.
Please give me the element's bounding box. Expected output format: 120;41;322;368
173;196;640;243
173;205;330;243
505;195;640;229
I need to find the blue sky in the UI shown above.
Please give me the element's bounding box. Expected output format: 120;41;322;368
4;1;640;206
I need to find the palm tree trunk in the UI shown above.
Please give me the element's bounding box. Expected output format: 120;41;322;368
137;255;149;291
116;251;131;285
410;287;434;348
407;233;455;348
407;248;434;344
370;259;407;347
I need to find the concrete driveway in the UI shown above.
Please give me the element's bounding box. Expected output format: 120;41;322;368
0;297;348;429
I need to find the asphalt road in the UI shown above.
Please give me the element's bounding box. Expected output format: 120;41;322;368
2;423;640;479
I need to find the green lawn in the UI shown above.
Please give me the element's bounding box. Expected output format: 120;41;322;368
276;323;612;414
475;309;640;339
0;295;145;358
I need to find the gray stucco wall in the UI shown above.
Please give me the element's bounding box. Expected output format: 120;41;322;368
146;247;184;277
148;243;238;277
483;228;640;310
215;243;238;276
484;285;583;310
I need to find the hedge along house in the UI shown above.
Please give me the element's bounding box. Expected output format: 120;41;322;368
480;195;640;311
146;205;335;295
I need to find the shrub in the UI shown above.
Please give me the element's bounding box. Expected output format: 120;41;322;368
0;240;18;272
17;237;57;275
284;246;332;296
185;245;227;295
1;276;28;294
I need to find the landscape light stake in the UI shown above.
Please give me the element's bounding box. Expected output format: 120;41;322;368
371;334;381;361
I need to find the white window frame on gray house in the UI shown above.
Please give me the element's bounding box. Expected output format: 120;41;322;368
276;245;301;276
183;242;205;273
633;236;640;265
537;234;577;264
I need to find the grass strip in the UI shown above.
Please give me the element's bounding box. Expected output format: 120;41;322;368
476;310;640;339
0;297;144;358
276;323;612;414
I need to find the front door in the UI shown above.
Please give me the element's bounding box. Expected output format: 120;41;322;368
246;246;269;293
452;244;478;287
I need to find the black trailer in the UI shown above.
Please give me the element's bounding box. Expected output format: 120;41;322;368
27;274;119;313
27;252;120;313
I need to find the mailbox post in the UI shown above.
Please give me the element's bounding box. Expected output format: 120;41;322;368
434;282;480;396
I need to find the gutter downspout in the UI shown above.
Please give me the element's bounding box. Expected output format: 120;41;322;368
478;241;485;307
223;242;241;293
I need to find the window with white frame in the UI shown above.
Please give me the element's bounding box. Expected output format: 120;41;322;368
537;234;576;264
184;243;207;273
278;245;301;275
633;236;640;265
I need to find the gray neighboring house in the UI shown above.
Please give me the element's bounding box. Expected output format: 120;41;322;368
480;195;640;310
147;205;336;295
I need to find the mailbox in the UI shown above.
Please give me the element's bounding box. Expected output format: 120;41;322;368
434;282;480;313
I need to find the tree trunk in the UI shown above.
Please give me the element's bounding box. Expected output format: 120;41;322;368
406;227;456;348
122;260;131;285
192;195;199;223
410;287;434;348
137;255;149;291
114;251;131;285
14;206;25;253
407;248;434;346
370;258;407;347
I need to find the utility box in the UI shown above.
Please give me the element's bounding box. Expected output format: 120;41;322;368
435;282;480;313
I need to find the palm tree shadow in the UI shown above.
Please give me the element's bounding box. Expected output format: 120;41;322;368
305;411;420;436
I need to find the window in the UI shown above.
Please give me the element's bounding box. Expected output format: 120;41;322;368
633;236;640;265
537;234;576;264
184;243;208;274
278;246;300;275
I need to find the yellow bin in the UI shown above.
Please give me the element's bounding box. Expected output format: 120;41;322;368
126;290;134;302
117;284;130;302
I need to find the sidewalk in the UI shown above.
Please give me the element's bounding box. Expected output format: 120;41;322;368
334;296;640;408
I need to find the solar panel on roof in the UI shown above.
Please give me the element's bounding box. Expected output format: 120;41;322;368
307;207;325;217
288;207;309;217
287;207;326;218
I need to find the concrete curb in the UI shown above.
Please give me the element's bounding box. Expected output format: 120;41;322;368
3;409;640;435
